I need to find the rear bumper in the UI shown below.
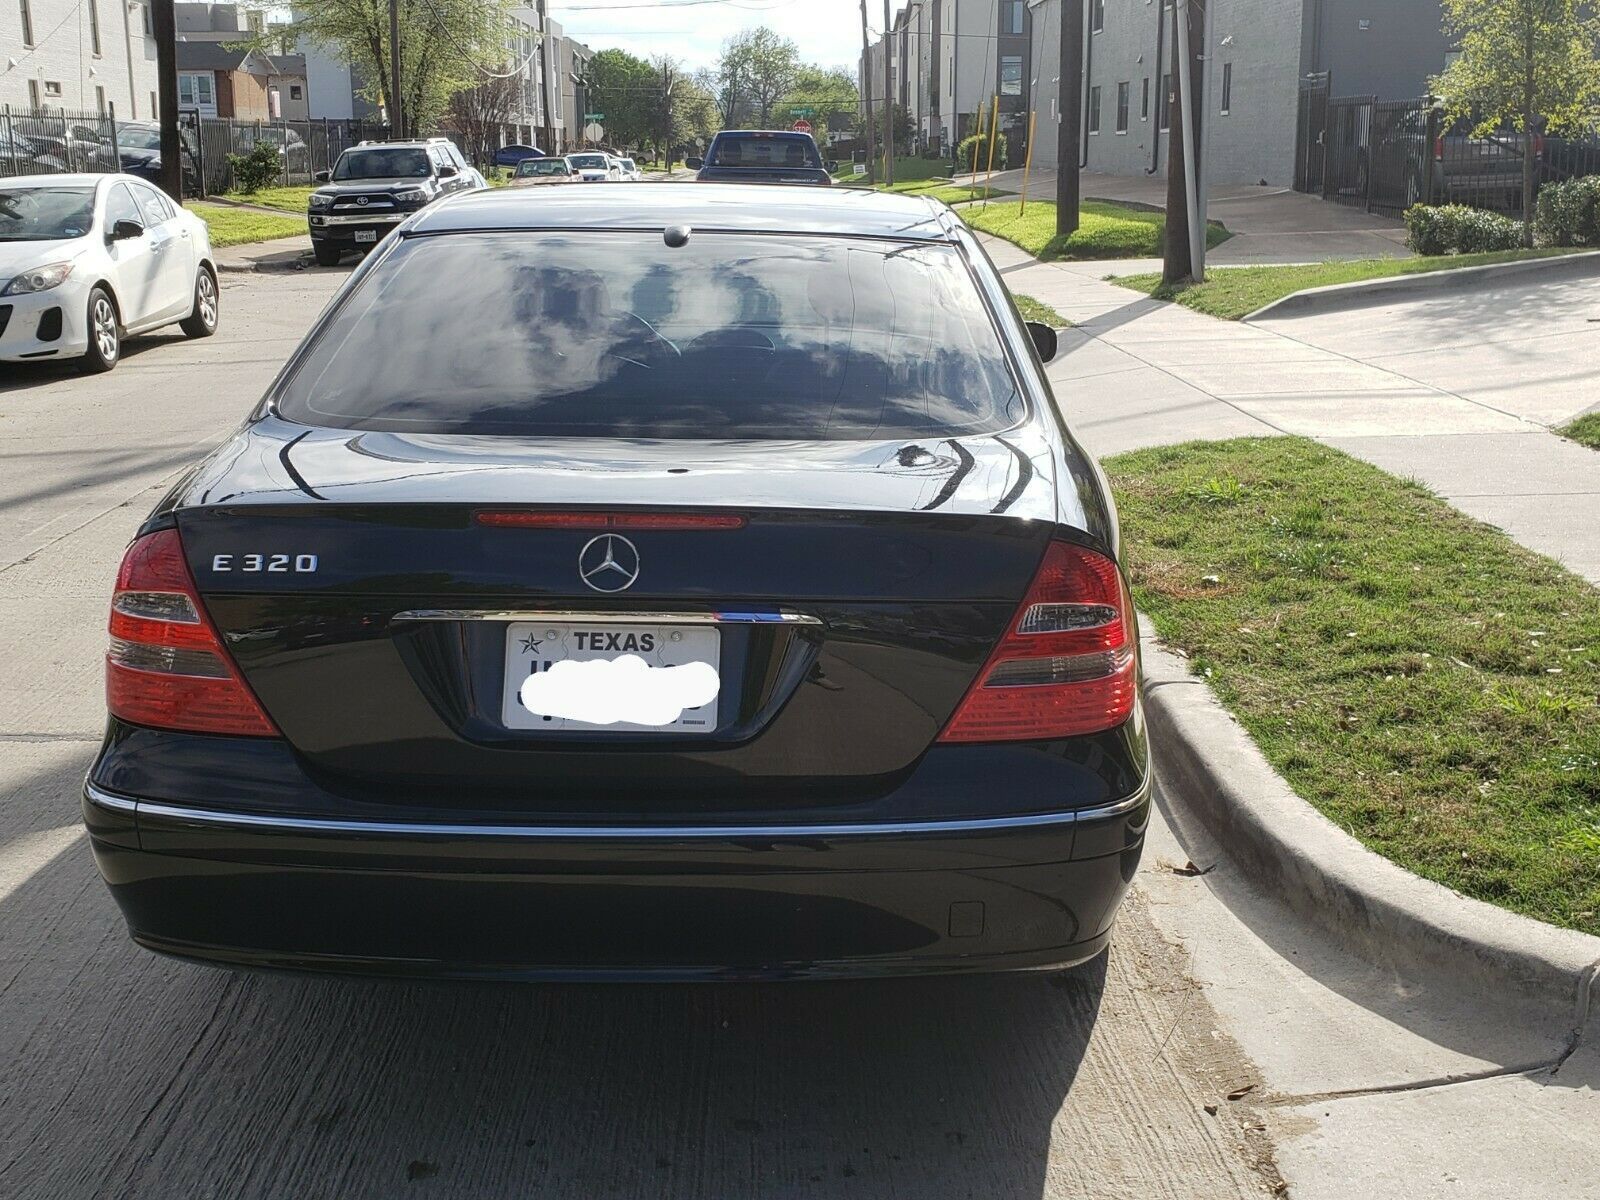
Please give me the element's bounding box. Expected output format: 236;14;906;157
85;781;1147;980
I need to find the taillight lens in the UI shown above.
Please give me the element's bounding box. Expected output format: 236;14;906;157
1434;135;1444;160
106;528;279;736
937;541;1136;743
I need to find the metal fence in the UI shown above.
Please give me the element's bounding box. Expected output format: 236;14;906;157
1296;91;1600;219
3;106;408;196
1;107;125;176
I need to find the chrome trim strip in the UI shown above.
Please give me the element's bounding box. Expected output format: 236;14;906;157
85;782;1146;841
316;213;405;226
83;784;138;815
392;609;823;626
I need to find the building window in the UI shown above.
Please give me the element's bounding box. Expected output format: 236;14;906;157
1090;0;1104;32
142;3;152;34
150;91;159;118
1115;81;1129;133
1221;62;1232;114
96;85;107;113
1159;73;1171;130
28;79;41;108
999;55;1022;97
290;84;303;100
1088;85;1101;134
44;80;62;97
18;0;33;46
88;0;102;54
1004;0;1023;34
178;73;215;109
1141;76;1150;120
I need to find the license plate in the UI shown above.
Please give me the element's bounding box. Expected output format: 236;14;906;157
501;621;720;733
354;230;378;243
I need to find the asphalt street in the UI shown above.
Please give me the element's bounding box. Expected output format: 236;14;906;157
0;269;1277;1199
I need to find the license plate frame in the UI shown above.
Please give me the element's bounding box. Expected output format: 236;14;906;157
501;620;721;733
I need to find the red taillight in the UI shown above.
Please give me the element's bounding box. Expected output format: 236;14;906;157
475;511;746;530
937;541;1136;743
1434;135;1444;160
106;528;278;737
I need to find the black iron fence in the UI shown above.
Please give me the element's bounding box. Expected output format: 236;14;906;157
3;105;410;196
1295;91;1600;218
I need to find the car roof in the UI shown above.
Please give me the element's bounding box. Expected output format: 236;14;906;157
2;173;112;189
410;182;951;241
714;130;815;139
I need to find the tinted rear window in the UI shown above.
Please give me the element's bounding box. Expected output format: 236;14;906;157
709;135;822;168
274;232;1023;440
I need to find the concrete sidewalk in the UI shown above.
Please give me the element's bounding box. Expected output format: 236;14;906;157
986;232;1600;583
959;168;1411;263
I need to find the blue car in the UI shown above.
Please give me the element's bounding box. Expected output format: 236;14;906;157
492;144;544;168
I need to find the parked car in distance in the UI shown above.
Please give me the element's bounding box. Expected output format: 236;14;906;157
0;126;66;174
0;174;218;373
111;121;201;195
687;131;836;186
616;157;644;181
307;139;485;265
493;144;545;168
509;157;579;187
567;152;621;182
82;183;1149;981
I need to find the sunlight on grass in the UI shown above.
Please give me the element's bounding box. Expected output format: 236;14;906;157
962;199;1229;261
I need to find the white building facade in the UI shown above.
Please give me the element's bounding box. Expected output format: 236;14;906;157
3;0;160;118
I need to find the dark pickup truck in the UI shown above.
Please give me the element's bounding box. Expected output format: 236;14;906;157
687;130;835;186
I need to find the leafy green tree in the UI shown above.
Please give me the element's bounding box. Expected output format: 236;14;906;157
1432;0;1600;244
288;0;515;136
778;65;858;145
715;28;800;127
589;47;659;150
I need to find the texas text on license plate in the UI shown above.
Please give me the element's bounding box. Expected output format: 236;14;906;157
500;621;721;733
354;230;378;243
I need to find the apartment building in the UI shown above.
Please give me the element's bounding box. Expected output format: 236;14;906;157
862;0;1033;158
3;0;160;118
1026;0;1453;185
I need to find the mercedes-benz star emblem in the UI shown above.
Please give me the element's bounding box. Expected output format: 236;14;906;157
578;534;640;593
356;196;369;206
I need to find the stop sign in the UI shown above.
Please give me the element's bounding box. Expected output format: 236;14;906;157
792;119;812;134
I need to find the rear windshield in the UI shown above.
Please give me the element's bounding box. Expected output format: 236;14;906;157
517;158;570;175
569;154;609;169
709;135;822;169
274;231;1023;440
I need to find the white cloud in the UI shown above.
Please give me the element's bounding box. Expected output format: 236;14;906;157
551;0;866;72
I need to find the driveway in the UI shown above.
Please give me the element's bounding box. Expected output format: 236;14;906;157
954;167;1411;263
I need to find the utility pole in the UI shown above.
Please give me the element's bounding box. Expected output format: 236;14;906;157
535;0;553;152
858;0;877;184
151;0;181;200
1055;0;1083;234
388;0;404;137
882;0;894;185
1162;0;1205;284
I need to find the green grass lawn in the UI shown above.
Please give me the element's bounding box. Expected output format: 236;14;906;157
962;200;1230;261
1559;413;1600;451
1011;294;1070;327
1113;248;1584;320
186;202;305;248
835;155;951;186
1104;437;1600;934
220;185;315;213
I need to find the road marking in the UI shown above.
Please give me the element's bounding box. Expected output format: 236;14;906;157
0;825;85;904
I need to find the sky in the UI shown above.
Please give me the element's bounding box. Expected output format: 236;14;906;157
547;0;868;73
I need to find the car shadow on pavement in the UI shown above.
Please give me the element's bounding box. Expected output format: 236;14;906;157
0;332;190;392
0;752;1106;1200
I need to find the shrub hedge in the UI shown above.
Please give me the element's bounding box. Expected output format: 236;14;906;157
1534;176;1600;247
1403;204;1523;255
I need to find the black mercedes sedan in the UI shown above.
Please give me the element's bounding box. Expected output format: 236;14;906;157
84;184;1149;980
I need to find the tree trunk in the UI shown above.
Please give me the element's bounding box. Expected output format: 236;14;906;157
1162;4;1191;286
1056;0;1083;235
1523;15;1536;247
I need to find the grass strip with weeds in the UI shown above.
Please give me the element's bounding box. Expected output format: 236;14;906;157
1559;412;1600;451
963;200;1230;261
1104;436;1600;934
1112;249;1584;320
1010;294;1071;327
185;203;305;248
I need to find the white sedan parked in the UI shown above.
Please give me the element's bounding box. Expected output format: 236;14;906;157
1;173;218;373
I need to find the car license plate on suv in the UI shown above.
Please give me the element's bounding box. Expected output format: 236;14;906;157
501;621;721;733
354;230;378;244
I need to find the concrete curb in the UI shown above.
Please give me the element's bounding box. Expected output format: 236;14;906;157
1140;623;1600;1042
1242;249;1600;321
